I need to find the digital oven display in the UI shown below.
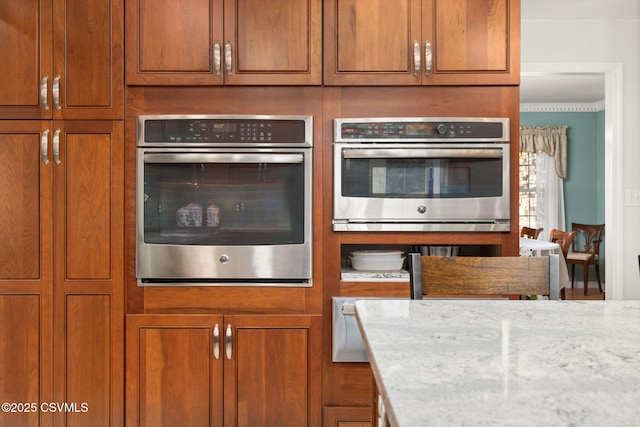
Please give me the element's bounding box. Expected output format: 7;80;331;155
339;121;504;139
143;119;306;144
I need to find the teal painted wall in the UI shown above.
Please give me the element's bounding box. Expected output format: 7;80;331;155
520;111;605;283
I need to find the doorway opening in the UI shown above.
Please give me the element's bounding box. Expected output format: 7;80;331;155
520;63;623;299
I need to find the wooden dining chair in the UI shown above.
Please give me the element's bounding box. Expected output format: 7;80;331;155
566;223;604;296
548;229;577;260
408;253;561;300
520;226;544;239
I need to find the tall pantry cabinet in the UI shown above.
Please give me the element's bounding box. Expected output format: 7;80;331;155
0;1;124;426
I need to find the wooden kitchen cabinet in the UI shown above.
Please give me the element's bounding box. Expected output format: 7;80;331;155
324;0;519;86
126;0;322;85
0;0;124;119
0;120;124;426
126;314;321;427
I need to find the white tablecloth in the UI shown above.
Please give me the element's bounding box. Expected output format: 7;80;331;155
519;237;570;290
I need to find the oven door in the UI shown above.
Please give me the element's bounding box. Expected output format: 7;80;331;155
137;148;312;285
333;143;510;231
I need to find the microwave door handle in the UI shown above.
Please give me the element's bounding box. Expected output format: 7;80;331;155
342;148;503;159
144;153;304;164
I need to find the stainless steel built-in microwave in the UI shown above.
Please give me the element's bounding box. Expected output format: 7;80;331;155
333;117;510;232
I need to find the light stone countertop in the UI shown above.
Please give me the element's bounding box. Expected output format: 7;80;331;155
340;267;409;282
354;299;640;427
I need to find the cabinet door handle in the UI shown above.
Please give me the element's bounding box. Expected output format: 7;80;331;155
413;40;420;76
41;76;49;111
213;324;220;359
53;129;61;165
424;40;432;76
41;129;50;165
225;324;232;359
214;42;222;77
53;75;61;111
224;41;232;76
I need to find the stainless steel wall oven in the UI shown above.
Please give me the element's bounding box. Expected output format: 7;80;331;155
136;115;313;286
333;117;510;232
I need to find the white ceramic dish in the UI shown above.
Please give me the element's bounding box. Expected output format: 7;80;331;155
349;250;405;271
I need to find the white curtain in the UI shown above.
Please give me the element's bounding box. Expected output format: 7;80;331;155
519;126;568;239
535;152;566;239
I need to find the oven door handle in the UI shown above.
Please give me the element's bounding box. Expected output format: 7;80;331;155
144;153;304;164
342;148;503;159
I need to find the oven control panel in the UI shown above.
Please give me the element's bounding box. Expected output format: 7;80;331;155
335;117;509;142
138;115;312;146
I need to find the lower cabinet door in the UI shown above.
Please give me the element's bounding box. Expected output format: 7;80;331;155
56;294;121;427
224;315;321;427
126;314;321;427
126;315;224;427
0;294;53;427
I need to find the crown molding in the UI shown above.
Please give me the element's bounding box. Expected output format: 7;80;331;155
520;100;606;113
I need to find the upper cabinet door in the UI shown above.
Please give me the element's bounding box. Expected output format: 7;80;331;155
324;0;519;86
0;0;54;119
0;121;53;287
423;0;520;85
53;0;124;119
223;0;322;85
126;0;321;86
324;0;423;86
126;0;224;85
0;0;123;119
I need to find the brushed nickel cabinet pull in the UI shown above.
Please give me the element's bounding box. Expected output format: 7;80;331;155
41;76;49;111
41;129;50;165
53;75;61;111
225;324;232;359
424;40;432;76
213;324;220;359
214;42;221;76
413;40;420;76
224;41;232;76
53;129;61;165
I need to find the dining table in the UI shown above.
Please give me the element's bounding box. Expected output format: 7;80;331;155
355;299;640;427
519;237;571;292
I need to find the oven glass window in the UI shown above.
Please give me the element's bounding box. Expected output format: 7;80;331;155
143;159;305;245
342;157;502;198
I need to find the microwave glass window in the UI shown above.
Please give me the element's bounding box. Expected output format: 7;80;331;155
143;161;305;245
342;157;502;198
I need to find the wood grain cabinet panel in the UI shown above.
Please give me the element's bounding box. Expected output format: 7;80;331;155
324;0;519;85
223;0;322;85
126;0;321;85
59;295;113;427
127;316;223;427
0;0;123;119
0;295;52;427
324;0;422;85
0;122;53;283
127;314;321;427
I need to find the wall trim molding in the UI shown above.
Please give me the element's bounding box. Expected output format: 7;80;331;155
520;100;606;112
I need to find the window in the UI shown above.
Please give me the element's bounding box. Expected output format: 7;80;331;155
519;152;537;228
